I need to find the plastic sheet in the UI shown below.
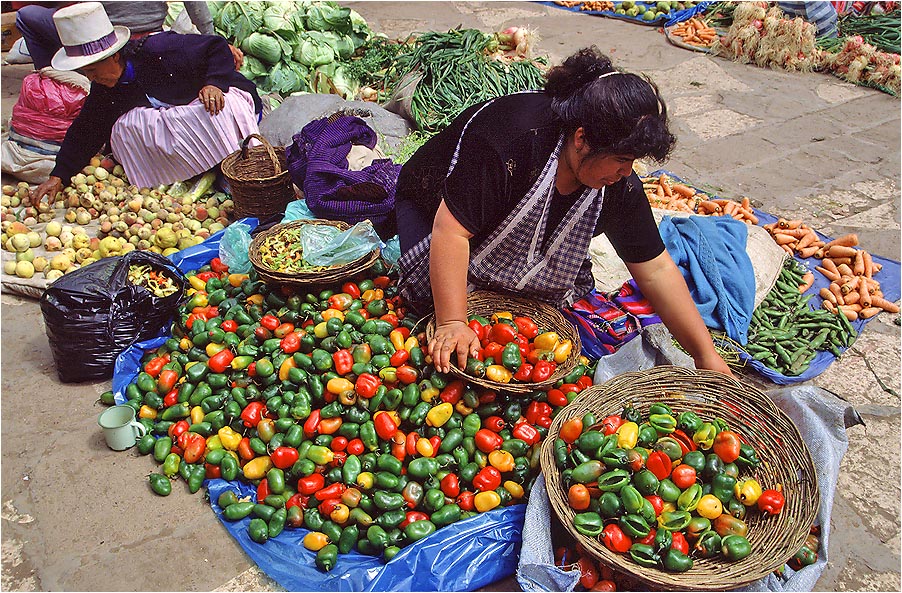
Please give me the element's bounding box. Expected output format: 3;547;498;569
206;479;524;592
300;219;382;266
218;222;254;274
39;251;186;383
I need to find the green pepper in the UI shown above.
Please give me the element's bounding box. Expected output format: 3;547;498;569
721;534;752;561
597;491;623;519
572;512;604;537
653;527;672;554
148;473;171;496
619;514;651;539
632;469;660;496
682;450;705;474
620;485;644;514
677;483;703;512
220;455;239;481
736;442;761;469
500;342;522;372
601;448;630;470
137;434;156;455
628;543;660;568
637;423;658;447
431;504;462;527
161;402;190;421
702;453;725;481
223;501;255;521
693;530;722;558
247;517;269;544
693;423;718;450
676;411;703;435
404;519;437;542
648;402;672;416
188;464;205;494
656;510;692;532
662;548;693;572
596;468;630;492
711;473;738;504
162;452;181;477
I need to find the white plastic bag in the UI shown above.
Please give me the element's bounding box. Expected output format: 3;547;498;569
300;220;381;267
218;222;253;273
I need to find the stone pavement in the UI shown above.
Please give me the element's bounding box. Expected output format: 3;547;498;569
1;2;899;591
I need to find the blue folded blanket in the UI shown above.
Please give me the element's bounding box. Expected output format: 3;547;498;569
658;215;756;344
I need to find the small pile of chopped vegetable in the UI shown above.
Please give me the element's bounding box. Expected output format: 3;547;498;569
258;226;332;274
128;264;180;297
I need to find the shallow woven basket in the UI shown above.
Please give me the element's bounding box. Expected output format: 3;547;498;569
425;290;582;393
249;219;380;288
221;133;297;220
541;366;819;591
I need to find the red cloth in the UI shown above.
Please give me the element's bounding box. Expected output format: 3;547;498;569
11;71;87;143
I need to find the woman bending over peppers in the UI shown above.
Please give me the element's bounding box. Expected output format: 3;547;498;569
393;46;731;377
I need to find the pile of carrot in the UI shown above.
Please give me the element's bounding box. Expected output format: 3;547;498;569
641;174;759;223
669;17;718;48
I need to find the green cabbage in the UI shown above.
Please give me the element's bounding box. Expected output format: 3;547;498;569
305;2;351;34
239;54;267;80
265;61;310;95
215;1;266;41
348;9;371;49
313;62;358;99
262;3;305;33
241;31;282;65
294;32;335;67
318;31;355;60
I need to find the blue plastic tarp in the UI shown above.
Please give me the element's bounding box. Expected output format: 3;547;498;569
538;1;713;27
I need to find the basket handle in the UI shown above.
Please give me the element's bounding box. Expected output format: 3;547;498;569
239;133;282;175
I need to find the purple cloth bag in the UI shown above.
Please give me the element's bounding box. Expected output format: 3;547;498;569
286;115;401;230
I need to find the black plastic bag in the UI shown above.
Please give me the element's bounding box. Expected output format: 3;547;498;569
39;251;187;383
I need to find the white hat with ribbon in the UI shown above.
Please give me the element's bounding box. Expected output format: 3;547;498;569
50;2;131;71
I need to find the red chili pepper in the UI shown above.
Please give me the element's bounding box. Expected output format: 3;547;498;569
303;409;322;438
525;401;553;424
483;342;504;360
237;437;255;462
270;446;300;469
389;349;410;367
280;332;301;354
346;438;365;456
559;383;581;394
757;488;785;515
401;511;430;529
143;355;168;378
341;282;361;299
285;493;304;510
479;390;498;405
636;528;656;546
208;348;235;374
355;373;381;399
314;482;346;502
513;333;530;357
257;479;271;503
472;466;502;492
220;319;238;333
330;451;347;468
644;494;664;516
163;388;179;408
577;375;594;390
328;293;353;311
396;365;419;385
457;491;475;512
297;473;325;495
467;320;486;342
240;401;266;428
332;349;354;376
536;415;552;429
330;436;348;453
260;315;280;331
671;429;697;455
474;429;504;453
513;316;539;339
512;422;541;445
440;379;466;404
671;530;689;555
440;473;460;498
374;412;399;441
379;312;399;328
210;257;229;274
157;369;179;394
513;362;534;382
483;416;506;433
600;523;633;553
373;275;391;289
168;419;190;440
530;360;556;383
546;388;569;408
487;323;517;346
647;450;673;481
318;498;342;517
204;463;221;479
600;415;625;436
196;271;217;282
429;435;441;455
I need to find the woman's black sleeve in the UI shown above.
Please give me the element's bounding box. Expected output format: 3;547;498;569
597;172;666;263
50;87;121;182
441;131;510;236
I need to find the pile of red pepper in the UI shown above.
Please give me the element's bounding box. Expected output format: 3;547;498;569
119;257;597;572
553;402;785;574
462;313;574;384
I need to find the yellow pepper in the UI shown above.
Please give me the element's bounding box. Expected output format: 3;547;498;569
241;455;273;480
278;356;297;382
205;342;227;357
190;405;205;425
415;438;435;458
454;401;473;416
491;311;513;323
314;321;329;339
139;405;158;420
389;329;407;351
474;491;502;513
404;336;419;351
734;479;763;506
661;501;678;514
697;494;723;519
327;377;355;395
420;385;440;402
188;275;207;291
246;294;264;306
321;308;344;322
361;288;383;302
179;337;193;351
356;471;375;491
488;449;515;472
485;365;513;383
330;503;350;525
218;426;242;451
616;421;639;449
426;402;454;427
533;331;560;352
303;532;331;551
504;480;525;499
228;273;249;287
579;355;591;366
553;339;573;364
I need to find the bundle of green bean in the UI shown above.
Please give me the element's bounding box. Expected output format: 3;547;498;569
744;259;857;376
390;28;547;133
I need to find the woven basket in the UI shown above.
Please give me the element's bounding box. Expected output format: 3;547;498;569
425;290;582;393
249;219;380;288
541;366;819;591
221;133;297;219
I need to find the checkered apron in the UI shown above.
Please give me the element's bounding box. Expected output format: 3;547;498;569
398;100;605;312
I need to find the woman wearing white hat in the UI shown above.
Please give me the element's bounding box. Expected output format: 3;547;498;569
30;2;262;204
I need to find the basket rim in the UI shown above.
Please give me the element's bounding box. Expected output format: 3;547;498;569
540;365;820;591
249;219;380;285
424;289;582;393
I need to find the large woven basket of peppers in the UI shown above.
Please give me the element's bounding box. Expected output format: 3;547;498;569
249;219;380;287
541;365;819;591
425;290;582;394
